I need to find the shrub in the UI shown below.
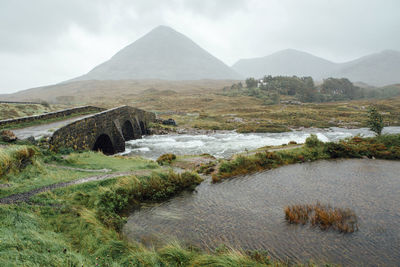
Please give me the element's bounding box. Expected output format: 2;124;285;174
213;152;282;182
0;130;17;142
0;146;37;177
156;153;177;165
305;134;323;148
197;161;217;175
367;106;384;136
95;171;202;230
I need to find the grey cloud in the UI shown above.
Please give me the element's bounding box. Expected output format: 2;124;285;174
0;0;104;53
0;0;399;93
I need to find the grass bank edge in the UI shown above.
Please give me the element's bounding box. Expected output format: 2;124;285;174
0;148;304;266
212;133;400;182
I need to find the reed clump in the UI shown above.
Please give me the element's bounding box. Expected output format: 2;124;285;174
156;153;177;165
284;203;358;233
0;146;36;177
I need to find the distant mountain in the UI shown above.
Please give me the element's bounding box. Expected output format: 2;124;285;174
71;25;241;81
331;50;400;86
233;49;400;86
232;49;337;80
1;79;237;103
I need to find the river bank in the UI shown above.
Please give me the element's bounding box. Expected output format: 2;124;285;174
1;133;400;266
124;126;400;160
124;158;400;266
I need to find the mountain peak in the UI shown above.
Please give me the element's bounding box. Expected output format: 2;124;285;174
70;26;240;81
233;49;336;79
275;48;305;54
148;25;179;35
152;25;175;32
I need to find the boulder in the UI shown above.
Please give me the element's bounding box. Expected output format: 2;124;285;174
162;118;177;126
26;136;36;144
1;130;17;142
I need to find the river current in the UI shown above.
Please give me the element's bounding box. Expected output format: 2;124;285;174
123;126;400;159
122;127;400;266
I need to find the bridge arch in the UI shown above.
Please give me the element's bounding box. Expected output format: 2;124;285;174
49;105;156;154
122;120;135;141
93;134;115;155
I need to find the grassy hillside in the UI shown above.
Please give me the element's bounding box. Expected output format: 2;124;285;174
3;80;400;133
2;79;238;103
0;103;66;120
133;92;400;132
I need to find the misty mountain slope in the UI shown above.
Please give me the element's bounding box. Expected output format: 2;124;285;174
330;50;400;86
233;49;400;86
232;49;338;80
1;79;237;103
71;25;241;81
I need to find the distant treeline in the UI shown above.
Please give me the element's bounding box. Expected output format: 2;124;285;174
222;76;400;104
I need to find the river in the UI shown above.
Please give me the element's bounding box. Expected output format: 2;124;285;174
123;126;400;159
123;159;400;266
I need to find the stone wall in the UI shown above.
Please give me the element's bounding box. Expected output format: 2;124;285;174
49;106;156;154
0;106;105;128
0;101;42;104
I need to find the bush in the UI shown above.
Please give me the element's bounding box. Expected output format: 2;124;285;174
367;106;384;136
95;171;202;230
0;146;37;177
156;153;176;165
213;152;283;182
305;134;323;148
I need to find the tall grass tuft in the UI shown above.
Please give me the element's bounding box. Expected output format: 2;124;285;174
0;146;36;177
95;171;203;230
157;153;177;165
284;203;358;233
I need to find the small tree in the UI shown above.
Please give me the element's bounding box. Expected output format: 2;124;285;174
245;77;258;88
367;106;384;136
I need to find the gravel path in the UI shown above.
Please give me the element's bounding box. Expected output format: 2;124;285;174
0;171;133;204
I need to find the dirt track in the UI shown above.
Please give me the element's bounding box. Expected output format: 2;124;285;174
0;171;133;204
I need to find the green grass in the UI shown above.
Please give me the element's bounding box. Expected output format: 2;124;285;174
0;110;98;131
0;144;331;266
0;145;36;177
0;103;61;120
1;148;160;198
213;134;400;182
1;204;298;267
0;163;103;198
60;151;159;171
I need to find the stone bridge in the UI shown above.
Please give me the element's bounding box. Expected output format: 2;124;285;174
49;106;156;154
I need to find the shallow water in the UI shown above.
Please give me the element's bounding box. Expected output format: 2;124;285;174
124;159;400;266
124;127;400;160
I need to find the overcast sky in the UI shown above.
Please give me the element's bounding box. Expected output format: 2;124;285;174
1;0;399;94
